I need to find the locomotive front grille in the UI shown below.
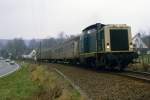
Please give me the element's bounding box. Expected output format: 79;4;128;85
110;29;129;51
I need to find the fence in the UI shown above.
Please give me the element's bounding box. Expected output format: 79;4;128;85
137;54;150;64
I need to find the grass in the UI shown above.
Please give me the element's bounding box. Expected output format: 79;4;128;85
129;54;150;72
137;54;150;64
30;64;86;100
0;63;39;100
0;62;86;100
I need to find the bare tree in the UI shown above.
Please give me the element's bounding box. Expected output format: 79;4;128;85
1;38;27;59
139;30;146;38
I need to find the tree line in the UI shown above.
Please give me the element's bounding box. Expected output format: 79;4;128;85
0;32;75;59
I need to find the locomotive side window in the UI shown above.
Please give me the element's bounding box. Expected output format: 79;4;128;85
98;29;105;51
87;29;96;34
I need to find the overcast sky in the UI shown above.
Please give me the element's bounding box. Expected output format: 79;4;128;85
0;0;150;39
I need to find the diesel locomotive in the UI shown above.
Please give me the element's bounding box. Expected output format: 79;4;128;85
37;23;138;70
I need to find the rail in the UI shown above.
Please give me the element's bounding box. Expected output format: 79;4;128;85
114;70;150;83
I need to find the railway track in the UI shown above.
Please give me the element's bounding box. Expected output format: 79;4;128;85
45;63;150;100
115;70;150;83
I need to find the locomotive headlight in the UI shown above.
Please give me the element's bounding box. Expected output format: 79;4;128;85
129;42;133;48
106;43;110;48
130;45;133;48
107;45;110;49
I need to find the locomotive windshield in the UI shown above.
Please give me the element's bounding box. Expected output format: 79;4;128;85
110;29;129;51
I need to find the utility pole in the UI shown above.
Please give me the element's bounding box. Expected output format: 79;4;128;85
148;33;150;63
39;41;41;65
95;23;99;68
149;32;150;51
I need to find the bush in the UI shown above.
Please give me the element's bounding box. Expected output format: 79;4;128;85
29;64;86;100
128;63;150;72
30;65;63;100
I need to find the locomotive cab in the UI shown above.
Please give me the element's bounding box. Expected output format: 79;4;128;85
101;24;133;52
80;23;138;70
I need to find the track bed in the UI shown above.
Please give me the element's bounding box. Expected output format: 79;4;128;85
45;63;150;100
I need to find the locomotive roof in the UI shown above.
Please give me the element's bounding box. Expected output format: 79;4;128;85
82;23;105;31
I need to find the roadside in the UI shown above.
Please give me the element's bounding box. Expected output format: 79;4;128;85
0;63;38;100
0;60;19;78
0;62;87;100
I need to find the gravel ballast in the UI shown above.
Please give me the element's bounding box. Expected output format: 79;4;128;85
46;64;150;100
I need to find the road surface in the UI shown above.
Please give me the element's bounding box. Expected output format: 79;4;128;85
0;60;19;78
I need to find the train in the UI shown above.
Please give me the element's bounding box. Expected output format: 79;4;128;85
37;23;138;70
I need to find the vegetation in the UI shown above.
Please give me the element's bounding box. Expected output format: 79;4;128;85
0;38;27;59
0;62;86;100
28;32;75;50
0;32;75;59
129;63;150;72
141;33;150;48
29;64;86;100
138;54;150;64
129;54;150;72
0;63;39;100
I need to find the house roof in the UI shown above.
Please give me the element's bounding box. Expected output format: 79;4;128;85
132;33;148;49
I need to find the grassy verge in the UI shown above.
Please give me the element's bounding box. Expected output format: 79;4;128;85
0;63;39;100
0;62;86;100
128;63;150;72
29;64;86;100
129;55;150;72
138;55;150;64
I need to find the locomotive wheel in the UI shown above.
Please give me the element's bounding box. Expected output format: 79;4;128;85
102;57;115;71
90;60;99;70
100;57;106;67
119;65;126;71
117;60;127;71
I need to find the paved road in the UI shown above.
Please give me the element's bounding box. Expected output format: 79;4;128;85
0;60;19;78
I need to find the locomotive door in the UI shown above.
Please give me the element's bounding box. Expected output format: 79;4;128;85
73;41;79;57
84;34;90;53
98;29;105;51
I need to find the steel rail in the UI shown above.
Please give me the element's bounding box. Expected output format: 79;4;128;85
113;70;150;83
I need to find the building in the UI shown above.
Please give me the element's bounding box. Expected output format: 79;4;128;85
22;49;37;60
132;33;149;54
